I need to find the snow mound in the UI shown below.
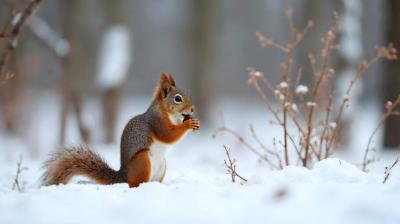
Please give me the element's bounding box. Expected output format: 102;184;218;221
312;158;369;183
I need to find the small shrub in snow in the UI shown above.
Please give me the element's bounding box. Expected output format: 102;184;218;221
215;8;398;170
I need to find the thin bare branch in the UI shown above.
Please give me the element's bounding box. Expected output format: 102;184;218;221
0;0;44;84
223;145;248;183
362;96;400;171
12;154;28;192
382;157;399;184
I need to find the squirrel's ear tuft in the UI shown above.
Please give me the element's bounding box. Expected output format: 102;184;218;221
160;71;169;83
160;71;176;87
167;74;176;87
158;71;174;98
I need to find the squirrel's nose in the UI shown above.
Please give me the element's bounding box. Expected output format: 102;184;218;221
191;106;195;113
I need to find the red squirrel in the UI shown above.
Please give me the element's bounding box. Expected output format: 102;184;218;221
42;72;200;187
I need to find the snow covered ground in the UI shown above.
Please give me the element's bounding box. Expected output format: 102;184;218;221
1;93;400;224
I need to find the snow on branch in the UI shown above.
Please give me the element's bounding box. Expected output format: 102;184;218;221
27;16;70;57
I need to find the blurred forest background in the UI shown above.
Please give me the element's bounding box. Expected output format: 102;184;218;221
0;0;399;157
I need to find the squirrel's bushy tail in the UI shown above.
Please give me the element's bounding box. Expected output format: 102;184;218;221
41;146;123;186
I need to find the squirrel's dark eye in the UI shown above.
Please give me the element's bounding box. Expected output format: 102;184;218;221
174;94;183;103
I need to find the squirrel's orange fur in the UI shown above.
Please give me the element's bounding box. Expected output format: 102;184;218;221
127;149;152;187
42;72;199;188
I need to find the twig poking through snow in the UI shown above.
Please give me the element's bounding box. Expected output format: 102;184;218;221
12;154;28;192
223;145;247;183
382;157;399;184
213;111;280;169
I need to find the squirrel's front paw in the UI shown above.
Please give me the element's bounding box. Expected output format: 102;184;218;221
184;118;200;131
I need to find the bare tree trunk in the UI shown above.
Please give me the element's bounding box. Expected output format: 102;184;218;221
98;0;130;143
102;88;121;143
383;0;400;148
0;0;43;135
0;66;25;134
59;0;90;145
187;0;219;124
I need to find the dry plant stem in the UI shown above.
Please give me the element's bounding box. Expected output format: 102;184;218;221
214;126;279;169
248;72;283;126
12;154;27;192
282;46;293;166
303;107;314;166
213;112;279;169
0;0;44;83
283;107;289;165
223;145;248;183
248;71;301;159
362;96;400;172
281;12;297;166
254;10;313;167
249;125;276;156
250;124;283;168
359;43;398;168
303;14;340;166
251;13;312;166
326;56;380;158
382;157;399;184
317;94;334;159
311;13;340;100
291;68;306;135
288;113;305;135
260;75;275;93
219;9;397;170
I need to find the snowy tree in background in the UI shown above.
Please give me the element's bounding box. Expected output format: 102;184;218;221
97;25;132;90
335;0;362;149
97;25;132;143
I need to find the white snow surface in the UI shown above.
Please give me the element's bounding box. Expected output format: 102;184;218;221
1;94;400;224
97;25;132;89
1;157;400;224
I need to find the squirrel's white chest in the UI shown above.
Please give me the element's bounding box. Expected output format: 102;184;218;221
149;141;169;182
